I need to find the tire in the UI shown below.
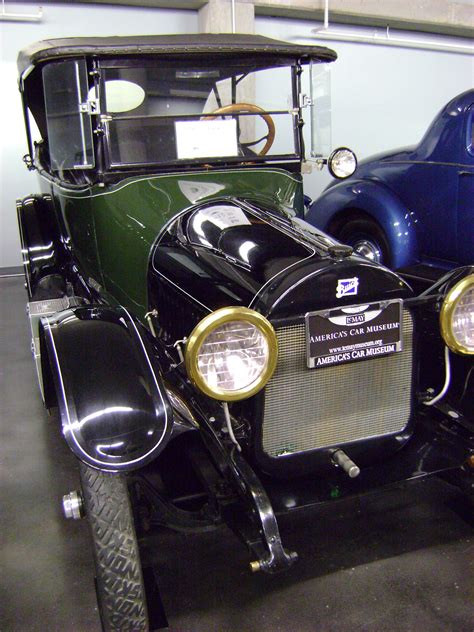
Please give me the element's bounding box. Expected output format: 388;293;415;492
337;217;391;266
79;462;149;631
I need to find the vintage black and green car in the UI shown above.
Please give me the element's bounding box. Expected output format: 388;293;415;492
16;34;473;631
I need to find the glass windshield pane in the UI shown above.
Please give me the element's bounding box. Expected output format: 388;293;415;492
309;61;332;158
43;59;94;171
101;62;298;166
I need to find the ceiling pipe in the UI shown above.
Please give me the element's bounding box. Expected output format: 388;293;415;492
231;0;236;33
0;1;43;21
309;26;474;55
311;0;473;56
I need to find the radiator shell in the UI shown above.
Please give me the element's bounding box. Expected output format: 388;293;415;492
260;310;414;467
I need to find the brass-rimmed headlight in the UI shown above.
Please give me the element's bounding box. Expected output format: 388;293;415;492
185;307;278;401
440;275;474;355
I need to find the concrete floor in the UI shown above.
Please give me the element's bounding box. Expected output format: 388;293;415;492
1;275;473;632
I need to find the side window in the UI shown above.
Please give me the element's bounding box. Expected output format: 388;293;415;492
43;59;94;171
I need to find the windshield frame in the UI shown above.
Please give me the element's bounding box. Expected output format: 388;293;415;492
96;56;304;172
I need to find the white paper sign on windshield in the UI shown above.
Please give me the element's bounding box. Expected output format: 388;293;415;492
175;119;238;159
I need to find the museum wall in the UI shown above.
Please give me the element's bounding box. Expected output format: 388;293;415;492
1;3;472;268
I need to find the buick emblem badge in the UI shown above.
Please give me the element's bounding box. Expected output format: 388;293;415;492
336;277;359;298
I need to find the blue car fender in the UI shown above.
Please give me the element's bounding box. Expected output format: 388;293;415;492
40;305;173;472
307;179;419;269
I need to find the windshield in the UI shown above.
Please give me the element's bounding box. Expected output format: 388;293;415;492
98;59;300;167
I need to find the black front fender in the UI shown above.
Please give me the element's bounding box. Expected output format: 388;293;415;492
40;305;173;471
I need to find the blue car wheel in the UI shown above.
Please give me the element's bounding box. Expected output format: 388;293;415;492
337;217;391;266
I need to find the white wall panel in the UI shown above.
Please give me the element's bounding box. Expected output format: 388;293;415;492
0;2;197;268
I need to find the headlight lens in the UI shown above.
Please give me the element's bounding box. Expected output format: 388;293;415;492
440;275;474;354
328;147;357;179
185;307;278;401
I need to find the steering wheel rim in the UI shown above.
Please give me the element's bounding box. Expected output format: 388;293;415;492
203;103;276;156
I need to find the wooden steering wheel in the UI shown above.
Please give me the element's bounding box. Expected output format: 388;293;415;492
203;103;276;156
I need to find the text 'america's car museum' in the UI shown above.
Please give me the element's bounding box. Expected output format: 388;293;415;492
1;2;473;632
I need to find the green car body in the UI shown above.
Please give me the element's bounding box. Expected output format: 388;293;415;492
46;168;303;317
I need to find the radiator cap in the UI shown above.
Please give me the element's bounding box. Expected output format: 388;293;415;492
328;244;353;260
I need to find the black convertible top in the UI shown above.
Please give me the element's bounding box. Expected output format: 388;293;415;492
18;33;336;77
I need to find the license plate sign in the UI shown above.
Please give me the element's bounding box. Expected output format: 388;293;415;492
305;300;403;369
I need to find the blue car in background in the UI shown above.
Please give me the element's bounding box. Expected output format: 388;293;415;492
306;90;474;280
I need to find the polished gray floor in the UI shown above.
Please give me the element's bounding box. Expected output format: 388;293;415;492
1;275;473;632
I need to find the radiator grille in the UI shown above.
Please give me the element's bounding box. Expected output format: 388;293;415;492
262;310;414;457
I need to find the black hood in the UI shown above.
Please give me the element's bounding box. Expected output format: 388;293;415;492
150;199;412;328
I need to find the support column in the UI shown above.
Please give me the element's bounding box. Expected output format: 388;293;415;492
198;1;257;149
198;0;255;34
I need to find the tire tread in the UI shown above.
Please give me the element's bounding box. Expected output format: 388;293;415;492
79;463;149;631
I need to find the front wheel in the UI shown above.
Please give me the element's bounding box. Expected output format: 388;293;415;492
337;217;391;266
79;463;149;631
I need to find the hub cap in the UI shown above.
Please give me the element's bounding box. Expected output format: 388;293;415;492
62;490;84;520
352;239;382;263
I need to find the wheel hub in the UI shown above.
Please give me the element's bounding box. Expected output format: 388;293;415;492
62;490;85;520
352;238;382;263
